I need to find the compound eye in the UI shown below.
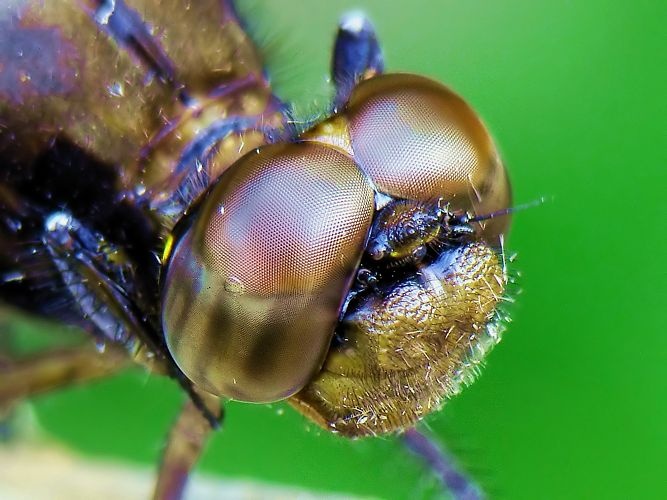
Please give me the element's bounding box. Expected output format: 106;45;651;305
346;74;511;241
161;143;374;403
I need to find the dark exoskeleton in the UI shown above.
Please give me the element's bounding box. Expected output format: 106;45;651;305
0;1;512;499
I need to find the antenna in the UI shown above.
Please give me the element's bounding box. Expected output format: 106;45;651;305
467;196;549;223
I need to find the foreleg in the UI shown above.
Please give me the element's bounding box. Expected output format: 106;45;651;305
331;12;385;110
403;427;485;500
153;391;222;500
0;343;129;408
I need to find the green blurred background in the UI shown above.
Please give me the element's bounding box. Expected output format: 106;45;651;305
2;0;666;498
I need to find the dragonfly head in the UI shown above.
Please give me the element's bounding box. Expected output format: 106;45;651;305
161;73;511;435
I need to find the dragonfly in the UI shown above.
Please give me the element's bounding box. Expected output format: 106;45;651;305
0;1;512;498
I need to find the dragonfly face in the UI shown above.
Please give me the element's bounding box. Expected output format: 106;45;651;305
162;72;511;436
0;0;512;494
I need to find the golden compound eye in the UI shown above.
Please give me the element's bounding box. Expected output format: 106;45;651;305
346;73;511;242
161;143;374;403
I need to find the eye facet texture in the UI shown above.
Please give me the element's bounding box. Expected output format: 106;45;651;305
346;74;511;242
162;143;375;402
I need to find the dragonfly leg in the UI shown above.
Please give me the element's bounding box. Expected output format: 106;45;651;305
42;210;222;428
0;343;130;409
153;391;223;500
331;12;385;110
403;427;485;500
